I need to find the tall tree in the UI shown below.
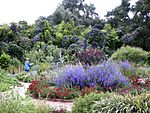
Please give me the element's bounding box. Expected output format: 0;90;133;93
106;0;150;50
54;0;101;26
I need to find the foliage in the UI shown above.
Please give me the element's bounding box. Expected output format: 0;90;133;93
60;0;100;26
0;53;11;69
106;0;150;51
16;37;32;51
8;43;24;61
55;61;129;90
26;43;63;64
0;71;21;92
0;92;53;113
92;92;150;113
28;78;80;99
10;57;22;67
6;57;23;73
78;48;104;65
111;45;149;65
16;72;33;83
0;24;14;42
72;92;112;113
102;24;121;55
25;49;45;64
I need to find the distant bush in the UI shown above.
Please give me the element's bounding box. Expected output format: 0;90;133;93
0;53;11;69
111;45;149;65
92;92;150;113
8;43;24;61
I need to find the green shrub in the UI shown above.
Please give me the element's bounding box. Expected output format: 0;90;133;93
0;53;11;69
16;72;33;82
111;45;149;65
72;93;112;113
0;71;21;92
92;93;150;113
0;82;12;92
0;92;53;113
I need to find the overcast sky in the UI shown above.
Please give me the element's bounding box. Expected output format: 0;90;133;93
0;0;138;25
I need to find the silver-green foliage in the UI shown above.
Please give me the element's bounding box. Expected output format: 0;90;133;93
72;93;112;113
0;92;53;113
92;93;150;113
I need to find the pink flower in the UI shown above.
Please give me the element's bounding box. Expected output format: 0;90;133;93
134;78;146;84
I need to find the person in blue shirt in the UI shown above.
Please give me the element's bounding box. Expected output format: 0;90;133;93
24;58;33;72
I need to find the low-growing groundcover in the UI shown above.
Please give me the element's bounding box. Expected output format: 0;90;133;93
0;70;21;92
28;79;102;99
72;92;150;113
72;93;112;113
0;92;68;113
0;92;52;113
16;71;33;82
92;92;150;113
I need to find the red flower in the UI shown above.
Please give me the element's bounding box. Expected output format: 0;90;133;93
44;86;49;88
36;89;42;93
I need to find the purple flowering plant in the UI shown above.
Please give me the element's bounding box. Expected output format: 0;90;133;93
118;61;135;77
118;61;133;70
55;61;129;90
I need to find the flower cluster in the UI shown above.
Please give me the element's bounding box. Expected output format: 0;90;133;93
134;78;147;84
55;61;129;90
48;87;80;99
28;80;80;99
28;80;50;98
118;61;133;70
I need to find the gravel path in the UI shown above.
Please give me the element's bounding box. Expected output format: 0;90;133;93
14;82;73;112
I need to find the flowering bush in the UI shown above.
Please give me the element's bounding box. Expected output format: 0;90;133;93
118;61;133;70
55;61;129;90
28;79;50;98
48;86;80;99
117;76;150;95
28;79;81;99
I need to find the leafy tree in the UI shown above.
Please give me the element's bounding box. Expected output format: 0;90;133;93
106;0;150;51
8;43;24;61
54;21;83;47
35;17;54;43
50;5;72;25
60;0;100;26
0;24;13;42
16;37;32;51
102;24;121;55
